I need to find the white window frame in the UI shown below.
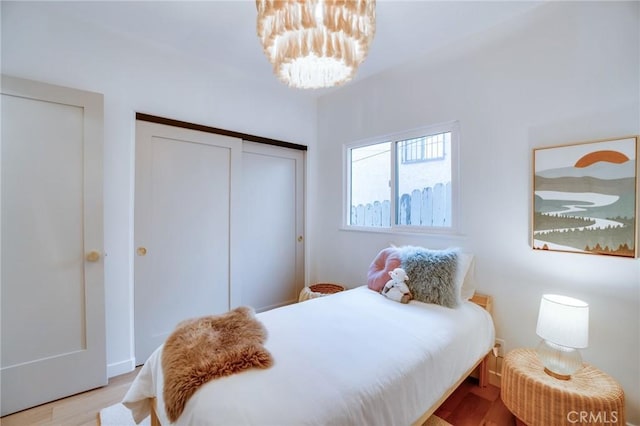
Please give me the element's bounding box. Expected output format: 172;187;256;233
343;121;461;235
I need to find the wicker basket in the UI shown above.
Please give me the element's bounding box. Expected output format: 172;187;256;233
298;283;345;302
309;283;345;294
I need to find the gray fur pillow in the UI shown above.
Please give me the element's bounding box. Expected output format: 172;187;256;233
397;246;459;308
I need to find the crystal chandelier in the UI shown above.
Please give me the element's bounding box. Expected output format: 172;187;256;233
256;0;376;89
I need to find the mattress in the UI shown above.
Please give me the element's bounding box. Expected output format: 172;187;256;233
123;285;495;425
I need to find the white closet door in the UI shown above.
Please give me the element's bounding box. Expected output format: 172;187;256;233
134;121;242;364
1;75;105;416
240;142;305;311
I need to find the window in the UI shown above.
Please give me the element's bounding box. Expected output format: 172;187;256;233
399;133;445;164
346;122;459;232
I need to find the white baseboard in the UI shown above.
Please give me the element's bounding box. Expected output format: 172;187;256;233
107;358;136;378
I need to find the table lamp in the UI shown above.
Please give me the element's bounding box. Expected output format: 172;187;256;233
535;294;589;380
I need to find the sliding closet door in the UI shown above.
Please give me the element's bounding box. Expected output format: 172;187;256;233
1;76;106;415
240;142;305;311
134;121;242;364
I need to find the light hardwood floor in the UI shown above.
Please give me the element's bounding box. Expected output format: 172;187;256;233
435;377;516;426
0;368;141;426
1;371;514;426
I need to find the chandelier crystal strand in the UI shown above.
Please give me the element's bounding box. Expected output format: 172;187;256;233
256;0;376;89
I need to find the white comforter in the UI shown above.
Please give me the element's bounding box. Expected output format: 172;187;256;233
123;286;495;426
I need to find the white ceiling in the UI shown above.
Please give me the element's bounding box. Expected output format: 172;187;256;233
43;1;544;96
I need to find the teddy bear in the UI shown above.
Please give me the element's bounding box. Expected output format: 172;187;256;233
381;267;412;304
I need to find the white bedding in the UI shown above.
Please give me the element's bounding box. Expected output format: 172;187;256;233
123;285;495;426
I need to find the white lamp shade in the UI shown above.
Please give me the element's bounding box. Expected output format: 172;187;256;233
536;294;589;349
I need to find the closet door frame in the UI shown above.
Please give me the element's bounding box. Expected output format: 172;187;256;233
133;114;307;363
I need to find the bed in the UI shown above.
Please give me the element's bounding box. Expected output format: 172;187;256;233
123;284;495;426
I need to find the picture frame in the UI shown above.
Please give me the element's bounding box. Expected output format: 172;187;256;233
532;136;639;258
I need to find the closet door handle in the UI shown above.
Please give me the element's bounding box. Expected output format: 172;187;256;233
86;251;101;262
137;247;147;256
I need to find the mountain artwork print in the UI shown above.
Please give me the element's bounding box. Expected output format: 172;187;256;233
533;136;638;258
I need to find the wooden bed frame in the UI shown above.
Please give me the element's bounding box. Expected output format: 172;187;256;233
146;293;494;426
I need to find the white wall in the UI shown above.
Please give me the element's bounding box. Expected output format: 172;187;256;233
3;0;639;422
1;2;317;378
313;1;640;423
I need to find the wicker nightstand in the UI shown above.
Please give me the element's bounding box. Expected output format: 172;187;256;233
501;348;625;426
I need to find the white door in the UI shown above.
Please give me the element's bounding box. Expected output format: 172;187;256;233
240;142;305;311
1;75;106;416
134;121;242;364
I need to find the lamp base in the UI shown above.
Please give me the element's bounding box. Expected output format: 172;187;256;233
536;340;583;380
543;367;571;381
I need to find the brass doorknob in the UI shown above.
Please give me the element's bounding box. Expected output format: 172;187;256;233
137;247;147;256
86;251;100;262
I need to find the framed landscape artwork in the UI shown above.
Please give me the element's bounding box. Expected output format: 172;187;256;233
533;136;638;258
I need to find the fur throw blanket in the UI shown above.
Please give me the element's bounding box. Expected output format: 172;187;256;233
161;306;273;422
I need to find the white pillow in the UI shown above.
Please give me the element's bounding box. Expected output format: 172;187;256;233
456;253;476;301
